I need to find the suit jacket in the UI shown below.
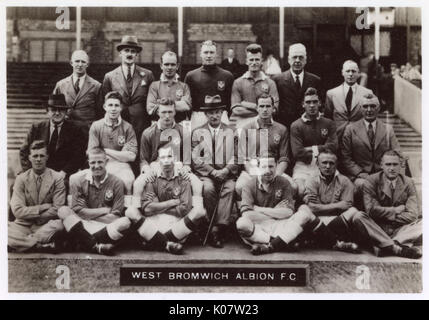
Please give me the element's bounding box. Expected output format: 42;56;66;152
341;119;400;179
10;168;66;227
325;83;373;139
220;58;241;78
191;122;239;178
272;69;322;127
19;120;86;176
54;75;102;125
363;172;420;234
102;65;154;135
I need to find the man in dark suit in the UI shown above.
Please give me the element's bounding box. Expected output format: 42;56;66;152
272;43;322;128
192;95;239;248
19;94;86;184
220;48;241;79
53;50;102;131
102;35;154;140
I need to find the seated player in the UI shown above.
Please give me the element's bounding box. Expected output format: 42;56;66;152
58;148;131;255
303;150;361;252
235;93;295;200
125;146;206;255
133;97;203;208
236;156;351;255
359;150;421;259
9;140;65;253
88;91;138;196
191;95;239;247
290;87;337;197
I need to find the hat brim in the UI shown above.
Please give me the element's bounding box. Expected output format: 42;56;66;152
117;44;142;53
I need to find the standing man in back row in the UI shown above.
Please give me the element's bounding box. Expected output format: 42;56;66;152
273;43;322;128
102;35;154;140
185;40;234;129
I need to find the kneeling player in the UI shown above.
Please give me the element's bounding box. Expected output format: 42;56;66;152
236;156;354;255
125;146;206;254
58;148;131;255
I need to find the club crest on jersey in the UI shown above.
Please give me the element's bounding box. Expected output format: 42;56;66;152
217;81;225;91
273;134;281;144
176;89;183;99
321;128;328;137
105;189;114;201
118;135;126;146
261;83;269;93
275;189;283;199
173;187;181;197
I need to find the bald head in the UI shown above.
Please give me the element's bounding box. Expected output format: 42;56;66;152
342;60;360;85
70;50;89;76
288;43;307;73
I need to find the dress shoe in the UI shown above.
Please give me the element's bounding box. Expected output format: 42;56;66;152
92;243;115;256
250;243;274;256
165;241;183;255
398;246;422;259
208;232;224;248
333;241;361;254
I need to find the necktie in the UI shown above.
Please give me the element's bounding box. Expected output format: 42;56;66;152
390;182;395;205
367;122;375;148
127;65;132;82
212;129;217;164
36;175;42;202
48;124;59;155
346;86;353;113
295;75;301;91
75;77;80;94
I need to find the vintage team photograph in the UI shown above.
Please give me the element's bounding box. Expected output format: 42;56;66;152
3;4;423;294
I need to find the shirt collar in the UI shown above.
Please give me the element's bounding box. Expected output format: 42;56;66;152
255;117;274;129
85;171;109;185
32;169;46;181
301;112;322;123
363;119;377;131
343;82;357;92
157;120;177;131
157;169;179;180
122;64;135;76
257;175;275;190
160;73;180;83
72;74;86;85
242;71;268;81
208;124;221;135
385;176;397;189
319;170;340;182
291;70;304;83
50;120;64;130
104;115;122;128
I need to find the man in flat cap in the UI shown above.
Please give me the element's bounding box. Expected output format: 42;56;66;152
53;50;103;132
102;35;154;140
185;40;234;130
272;43;322;128
192;95;239;247
19;94;86;185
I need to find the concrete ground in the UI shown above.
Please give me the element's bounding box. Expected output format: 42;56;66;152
8;242;422;293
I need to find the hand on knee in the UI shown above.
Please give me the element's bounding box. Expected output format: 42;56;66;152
57;206;72;220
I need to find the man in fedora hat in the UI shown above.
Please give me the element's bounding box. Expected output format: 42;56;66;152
19;93;86;185
102;35;154;140
191;95;239;247
185;40;234;129
53;50;103;131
